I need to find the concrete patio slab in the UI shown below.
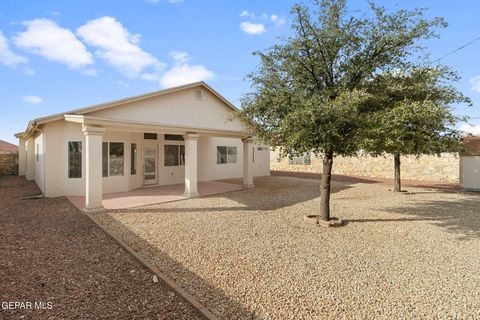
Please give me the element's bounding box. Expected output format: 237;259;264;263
67;180;243;210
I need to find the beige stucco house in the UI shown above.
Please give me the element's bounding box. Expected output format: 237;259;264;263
15;82;270;212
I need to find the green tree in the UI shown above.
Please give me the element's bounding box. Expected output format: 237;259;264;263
363;67;470;192
238;0;446;221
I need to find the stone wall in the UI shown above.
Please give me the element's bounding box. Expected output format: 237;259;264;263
0;153;19;176
270;149;460;182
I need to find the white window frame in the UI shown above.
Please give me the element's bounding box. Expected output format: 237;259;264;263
67;140;82;179
102;142;125;177
217;146;237;164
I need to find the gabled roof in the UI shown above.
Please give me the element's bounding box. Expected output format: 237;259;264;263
0;140;18;153
15;81;239;138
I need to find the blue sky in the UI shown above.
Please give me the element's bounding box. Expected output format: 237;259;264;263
1;0;479;144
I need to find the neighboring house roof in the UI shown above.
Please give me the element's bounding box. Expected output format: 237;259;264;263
15;81;240;139
0;140;18;153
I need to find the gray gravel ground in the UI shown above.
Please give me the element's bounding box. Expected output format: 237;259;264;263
95;175;480;320
0;176;202;320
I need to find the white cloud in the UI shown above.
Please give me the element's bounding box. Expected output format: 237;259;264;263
461;123;480;135
271;14;286;27
0;31;28;67
168;0;184;3
169;50;189;63
240;21;266;35
77;16;164;77
22;67;35;75
470;76;480;92
140;71;161;81
14;19;93;69
23;95;43;104
239;10;255;19
82;68;98;77
160;64;214;88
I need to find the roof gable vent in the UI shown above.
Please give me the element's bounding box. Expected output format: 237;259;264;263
195;89;203;100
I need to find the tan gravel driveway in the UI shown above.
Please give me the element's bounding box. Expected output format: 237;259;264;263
0;176;202;320
94;175;480;319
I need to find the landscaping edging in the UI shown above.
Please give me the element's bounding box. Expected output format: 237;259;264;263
86;213;219;320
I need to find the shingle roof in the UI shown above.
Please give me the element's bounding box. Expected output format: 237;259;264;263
0;140;18;153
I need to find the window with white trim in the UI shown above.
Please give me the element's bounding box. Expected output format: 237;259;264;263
102;142;124;176
164;145;185;166
288;152;311;165
68;141;82;178
217;146;237;164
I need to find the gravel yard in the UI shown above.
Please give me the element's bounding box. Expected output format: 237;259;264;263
94;175;480;319
0;176;202;320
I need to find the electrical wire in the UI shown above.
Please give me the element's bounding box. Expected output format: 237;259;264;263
429;36;480;64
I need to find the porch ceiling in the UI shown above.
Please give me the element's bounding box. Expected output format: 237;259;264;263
64;114;250;138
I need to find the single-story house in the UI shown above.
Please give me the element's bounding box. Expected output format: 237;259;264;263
15;82;270;212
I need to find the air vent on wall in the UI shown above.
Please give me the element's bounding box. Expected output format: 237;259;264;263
195;89;203;100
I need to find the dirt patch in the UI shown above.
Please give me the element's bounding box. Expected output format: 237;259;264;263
0;176;202;320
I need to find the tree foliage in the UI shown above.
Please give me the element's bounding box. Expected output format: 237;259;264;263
238;0;448;220
361;66;470;191
363;66;470;157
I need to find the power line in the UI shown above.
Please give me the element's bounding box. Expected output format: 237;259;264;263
429;36;480;64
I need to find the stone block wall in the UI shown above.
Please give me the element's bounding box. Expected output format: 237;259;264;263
270;149;460;182
0;153;19;176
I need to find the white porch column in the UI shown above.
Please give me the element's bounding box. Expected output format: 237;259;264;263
242;137;254;188
82;126;105;213
183;133;200;198
25;137;35;181
18;137;27;176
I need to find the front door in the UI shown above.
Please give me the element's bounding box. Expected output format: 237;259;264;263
143;145;157;184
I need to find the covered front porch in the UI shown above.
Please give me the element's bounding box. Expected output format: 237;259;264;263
68;180;244;210
66;114;255;212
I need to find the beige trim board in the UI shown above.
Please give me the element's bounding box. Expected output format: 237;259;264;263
65;114;248;138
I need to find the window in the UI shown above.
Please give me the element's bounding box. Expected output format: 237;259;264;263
102;142;124;176
144;133;157;140
288;152;311;165
109;143;124;176
68;141;82;178
217;146;237;164
102;142;108;177
36;144;39;162
131;143;137;175
164;145;185;166
165;134;184;141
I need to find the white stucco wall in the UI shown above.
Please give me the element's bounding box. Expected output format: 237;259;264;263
88;86;245;132
460;156;480;191
34;84;269;197
34;132;45;193
39;121;270;197
43;121;145;197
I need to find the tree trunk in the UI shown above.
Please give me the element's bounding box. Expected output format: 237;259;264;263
394;153;401;192
319;149;334;221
